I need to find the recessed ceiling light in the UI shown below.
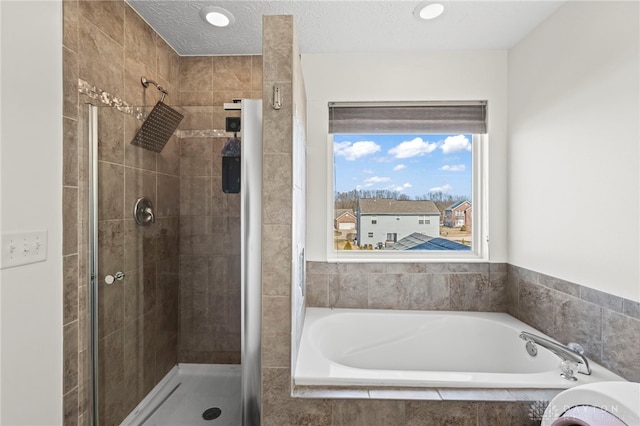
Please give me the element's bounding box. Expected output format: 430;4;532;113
414;2;446;20
200;6;235;28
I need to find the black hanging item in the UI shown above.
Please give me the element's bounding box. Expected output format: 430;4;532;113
221;135;241;194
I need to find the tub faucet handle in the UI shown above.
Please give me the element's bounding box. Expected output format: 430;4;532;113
567;342;584;355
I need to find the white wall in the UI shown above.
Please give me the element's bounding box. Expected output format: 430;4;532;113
302;52;508;262
508;2;639;301
0;1;63;424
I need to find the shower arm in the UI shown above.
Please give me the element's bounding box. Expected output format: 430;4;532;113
141;76;168;102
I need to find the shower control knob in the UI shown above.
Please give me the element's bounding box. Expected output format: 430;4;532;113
104;271;125;285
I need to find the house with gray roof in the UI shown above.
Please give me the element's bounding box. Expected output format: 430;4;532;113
356;199;440;248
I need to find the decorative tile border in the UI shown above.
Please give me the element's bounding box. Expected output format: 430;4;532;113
78;78;146;121
176;129;230;138
78;79;231;139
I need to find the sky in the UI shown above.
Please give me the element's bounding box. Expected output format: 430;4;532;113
333;134;472;199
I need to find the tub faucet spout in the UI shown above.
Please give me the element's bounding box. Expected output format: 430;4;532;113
519;331;591;376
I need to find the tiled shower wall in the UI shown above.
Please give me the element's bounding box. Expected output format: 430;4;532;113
176;55;262;363
63;1;182;424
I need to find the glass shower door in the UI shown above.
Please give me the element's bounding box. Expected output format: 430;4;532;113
86;104;180;426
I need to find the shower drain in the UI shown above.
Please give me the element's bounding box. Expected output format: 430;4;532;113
202;407;222;421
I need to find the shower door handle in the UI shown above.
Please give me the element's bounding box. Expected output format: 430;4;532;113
104;271;125;285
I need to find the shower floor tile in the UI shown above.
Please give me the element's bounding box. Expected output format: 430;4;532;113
125;364;241;426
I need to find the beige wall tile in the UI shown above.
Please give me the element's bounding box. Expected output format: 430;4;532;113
124;6;157;71
63;117;79;186
63;0;79;53
64;255;79;325
63;187;78;256
63;48;79;119
180;57;213;92
78;18;124;96
79;1;125;47
212;56;252;90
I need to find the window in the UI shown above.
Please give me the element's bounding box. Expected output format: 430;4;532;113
418;215;431;225
330;101;487;258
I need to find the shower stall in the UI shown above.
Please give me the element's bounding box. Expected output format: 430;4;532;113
83;96;262;425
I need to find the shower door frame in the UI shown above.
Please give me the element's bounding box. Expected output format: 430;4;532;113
241;99;263;426
87;104;100;426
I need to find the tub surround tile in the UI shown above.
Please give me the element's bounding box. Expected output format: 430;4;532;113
368;389;441;401
405;400;477;426
294;388;370;400
489;262;507;273
450;273;491;311
385;263;429;274
552;294;603;363
518;279;555;336
263;367;332;426
477;402;537;426
263;225;293;296
330;273;369;308
580;286;624;313
623;299;640;319
437;389;515;402
507;389;561;402
332;399;405;426
539;273;580;297
306;273;329;307
601;310;640;382
506;265;640;383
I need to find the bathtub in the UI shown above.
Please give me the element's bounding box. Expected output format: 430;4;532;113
294;308;624;389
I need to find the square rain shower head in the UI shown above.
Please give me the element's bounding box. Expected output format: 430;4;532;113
130;101;184;153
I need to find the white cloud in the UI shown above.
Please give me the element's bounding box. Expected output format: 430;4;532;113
429;184;453;193
392;164;407;171
388;182;413;192
364;176;391;184
388;137;438;159
440;135;471;154
440;164;466;172
334;140;381;160
362;169;375;174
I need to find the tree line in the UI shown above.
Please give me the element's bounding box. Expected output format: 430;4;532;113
334;189;468;213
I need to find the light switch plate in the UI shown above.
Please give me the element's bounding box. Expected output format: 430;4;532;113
1;230;48;269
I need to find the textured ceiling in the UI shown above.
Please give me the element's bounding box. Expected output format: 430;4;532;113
127;0;565;56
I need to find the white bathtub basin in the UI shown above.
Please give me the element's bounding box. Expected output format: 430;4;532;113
294;308;625;389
